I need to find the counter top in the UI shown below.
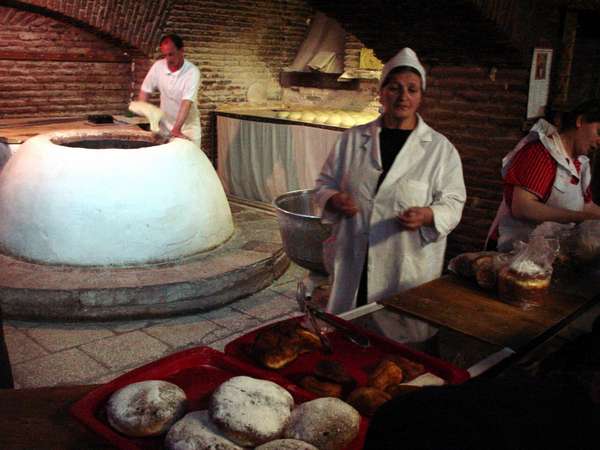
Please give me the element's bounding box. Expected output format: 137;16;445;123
1;269;597;448
380;272;599;352
216;108;378;131
0;116;148;144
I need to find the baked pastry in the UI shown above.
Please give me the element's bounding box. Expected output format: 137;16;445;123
368;359;404;391
255;438;320;450
314;359;356;389
300;375;343;398
165;410;243;450
473;254;498;290
385;355;426;382
252;322;322;369
209;375;294;446
346;386;391;417
106;380;187;437
450;252;485;277
283;397;360;450
294;327;323;353
498;264;551;309
450;251;499;279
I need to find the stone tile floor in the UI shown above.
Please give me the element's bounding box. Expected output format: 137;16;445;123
3;263;308;389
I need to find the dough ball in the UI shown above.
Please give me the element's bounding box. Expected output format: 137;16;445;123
283;397;360;450
301;111;316;122
209;376;294;446
277;111;291;118
340;116;355;127
314;112;330;124
288;111;302;120
255;439;320;450
106;380;187;437
165;410;243;450
326;114;342;126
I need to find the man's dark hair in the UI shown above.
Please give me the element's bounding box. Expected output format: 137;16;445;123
160;34;184;50
561;98;600;130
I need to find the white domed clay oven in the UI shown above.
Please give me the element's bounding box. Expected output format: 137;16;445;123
0;129;234;266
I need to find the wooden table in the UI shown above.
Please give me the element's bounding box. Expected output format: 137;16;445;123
1;273;597;449
0;384;112;450
380;272;599;363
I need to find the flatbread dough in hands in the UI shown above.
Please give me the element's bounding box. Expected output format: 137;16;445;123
128;101;165;133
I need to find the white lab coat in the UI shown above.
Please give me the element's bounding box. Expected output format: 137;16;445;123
315;115;466;342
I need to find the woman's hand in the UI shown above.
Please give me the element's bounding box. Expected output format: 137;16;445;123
397;207;433;230
328;192;359;217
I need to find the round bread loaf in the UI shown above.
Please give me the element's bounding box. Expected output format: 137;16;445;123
497;265;550;309
326;114;342;126
106;380;187;437
209;375;294;446
165;410;243;450
255;438;320;450
283;397;360;450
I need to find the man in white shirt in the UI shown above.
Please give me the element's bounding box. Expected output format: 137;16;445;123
139;34;202;147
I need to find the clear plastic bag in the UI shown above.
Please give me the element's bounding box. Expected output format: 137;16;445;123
497;236;559;310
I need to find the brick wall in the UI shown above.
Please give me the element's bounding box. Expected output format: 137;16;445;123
0;5;132;118
0;0;577;256
12;0;173;54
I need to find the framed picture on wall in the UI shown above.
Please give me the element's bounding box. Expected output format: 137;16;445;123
527;48;553;119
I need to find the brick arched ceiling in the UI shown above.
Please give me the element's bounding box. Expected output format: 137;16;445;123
6;0;173;55
308;0;524;67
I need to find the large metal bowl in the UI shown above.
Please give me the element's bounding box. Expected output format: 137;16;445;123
273;189;331;274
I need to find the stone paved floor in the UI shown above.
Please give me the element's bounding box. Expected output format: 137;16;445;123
3;263;308;389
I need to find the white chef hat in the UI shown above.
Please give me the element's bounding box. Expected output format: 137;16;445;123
379;47;426;90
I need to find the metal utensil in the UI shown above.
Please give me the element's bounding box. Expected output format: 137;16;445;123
306;304;371;348
296;281;333;354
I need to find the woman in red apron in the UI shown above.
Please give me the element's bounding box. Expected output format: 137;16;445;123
487;100;600;252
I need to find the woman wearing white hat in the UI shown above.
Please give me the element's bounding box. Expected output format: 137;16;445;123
315;48;466;347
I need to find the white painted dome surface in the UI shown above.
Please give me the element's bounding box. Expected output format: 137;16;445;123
0;129;234;266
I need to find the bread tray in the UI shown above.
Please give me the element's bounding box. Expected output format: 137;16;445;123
70;346;367;450
225;314;471;388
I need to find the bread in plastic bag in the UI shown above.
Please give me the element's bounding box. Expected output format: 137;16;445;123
497;235;559;309
448;251;498;279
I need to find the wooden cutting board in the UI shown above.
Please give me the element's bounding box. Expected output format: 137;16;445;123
0;117;139;144
380;274;593;350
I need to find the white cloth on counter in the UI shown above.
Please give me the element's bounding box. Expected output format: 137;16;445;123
315;115;466;343
217;116;342;202
141;58;201;147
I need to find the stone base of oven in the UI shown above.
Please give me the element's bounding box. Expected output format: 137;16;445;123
0;199;289;321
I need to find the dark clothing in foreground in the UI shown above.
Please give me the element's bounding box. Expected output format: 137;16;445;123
365;318;600;450
364;378;598;450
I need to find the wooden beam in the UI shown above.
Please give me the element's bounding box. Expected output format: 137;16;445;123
553;10;578;109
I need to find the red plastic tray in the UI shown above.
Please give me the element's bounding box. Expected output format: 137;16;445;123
225;314;471;388
70;346;367;450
